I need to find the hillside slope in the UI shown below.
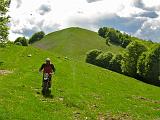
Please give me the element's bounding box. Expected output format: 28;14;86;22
0;46;160;120
33;27;124;60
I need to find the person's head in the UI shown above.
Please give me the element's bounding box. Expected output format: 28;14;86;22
46;58;51;64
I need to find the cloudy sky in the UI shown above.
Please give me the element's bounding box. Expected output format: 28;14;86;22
9;0;160;42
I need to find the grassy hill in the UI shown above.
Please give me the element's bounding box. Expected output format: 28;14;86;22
33;27;124;61
1;45;160;120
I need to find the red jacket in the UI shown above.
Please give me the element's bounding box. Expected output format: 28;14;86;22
39;63;56;74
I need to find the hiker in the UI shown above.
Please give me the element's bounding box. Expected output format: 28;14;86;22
39;58;56;88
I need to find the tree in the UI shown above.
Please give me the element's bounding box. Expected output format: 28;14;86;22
106;37;110;46
15;42;22;46
106;28;121;44
29;31;45;44
137;45;160;82
14;37;28;46
86;49;102;65
120;37;131;48
121;42;147;77
109;54;123;73
0;0;10;47
96;52;113;69
98;27;107;38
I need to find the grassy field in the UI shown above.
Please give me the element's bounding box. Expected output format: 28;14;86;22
0;45;160;120
33;27;124;61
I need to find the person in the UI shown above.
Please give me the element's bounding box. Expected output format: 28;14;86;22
39;58;56;88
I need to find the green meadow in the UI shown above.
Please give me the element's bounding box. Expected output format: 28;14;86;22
0;28;160;120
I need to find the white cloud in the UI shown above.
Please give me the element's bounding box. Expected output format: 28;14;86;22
8;0;160;42
37;4;52;15
15;0;22;8
86;0;102;3
134;18;160;42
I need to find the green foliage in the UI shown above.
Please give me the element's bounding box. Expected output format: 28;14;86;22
106;37;110;46
121;42;147;77
98;27;131;48
120;37;132;48
14;37;28;46
86;50;123;73
7;40;13;44
96;52;113;69
86;49;102;65
29;31;45;44
0;0;10;47
15;42;22;46
106;28;121;44
109;54;123;73
98;27;106;38
137;45;160;81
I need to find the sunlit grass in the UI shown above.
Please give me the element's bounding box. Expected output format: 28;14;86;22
0;45;160;120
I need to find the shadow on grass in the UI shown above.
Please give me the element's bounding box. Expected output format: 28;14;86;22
133;75;160;87
139;79;160;87
42;89;54;98
0;61;4;66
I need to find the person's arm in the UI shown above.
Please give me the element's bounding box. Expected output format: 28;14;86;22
39;64;45;72
51;64;56;72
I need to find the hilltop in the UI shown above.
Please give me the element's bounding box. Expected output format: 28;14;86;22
33;27;124;60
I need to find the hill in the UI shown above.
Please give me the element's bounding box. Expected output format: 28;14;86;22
1;45;160;119
33;27;124;60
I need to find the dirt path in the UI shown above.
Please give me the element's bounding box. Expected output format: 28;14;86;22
0;70;13;75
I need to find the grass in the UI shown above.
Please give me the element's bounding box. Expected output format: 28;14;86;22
0;45;160;120
33;27;124;61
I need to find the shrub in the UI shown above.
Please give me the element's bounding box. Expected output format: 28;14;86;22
96;52;113;69
86;49;102;65
15;42;22;46
109;54;123;73
106;37;110;46
106;28;121;44
98;27;132;46
121;42;147;77
98;27;107;38
137;45;160;82
29;31;45;44
14;37;28;46
120;38;131;48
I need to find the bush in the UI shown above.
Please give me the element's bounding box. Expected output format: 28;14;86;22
137;52;146;78
86;49;102;65
106;37;110;46
121;42;147;77
120;38;131;48
98;27;107;38
96;52;113;69
98;27;132;47
14;37;28;46
15;42;22;46
109;54;123;73
137;45;160;82
29;31;45;44
106;28;121;44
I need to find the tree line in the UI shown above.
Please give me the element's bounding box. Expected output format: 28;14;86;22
86;27;160;84
14;31;45;46
98;27;132;48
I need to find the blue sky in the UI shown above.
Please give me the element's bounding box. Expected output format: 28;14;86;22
9;0;160;42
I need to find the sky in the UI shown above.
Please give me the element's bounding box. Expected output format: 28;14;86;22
8;0;160;42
